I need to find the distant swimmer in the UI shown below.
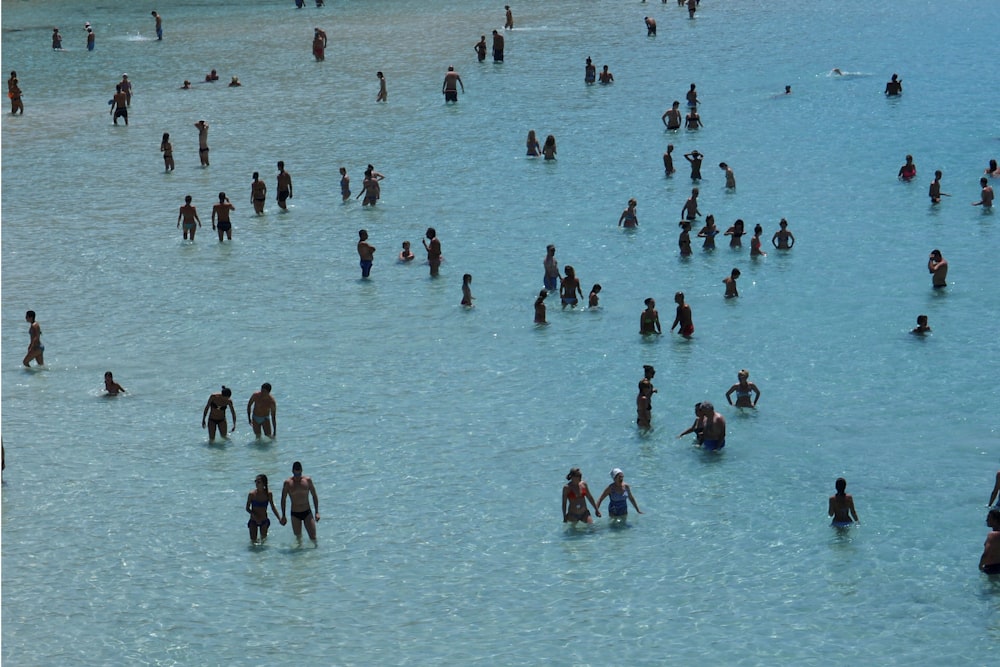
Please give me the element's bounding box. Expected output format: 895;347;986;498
725;369;760;408
986;159;1000;178
151;11;163;40
724;218;745;247
534;289;548;324
898;154;916;181
636;365;657;427
194;120;209;166
618;198;639;228
505;5;514;29
684;150;703;180
399;240;415;262
685;83;699;107
645;16;656;35
181;80;191;90
461;273;474;307
677;402;705;443
492;30;504;62
8;73;23;115
697;215;719;250
660;100;682;130
597;469;643;522
160;133;174;171
313;27;327;61
246;474;280;543
698;402;726;450
205;69;219;82
202;386;236;441
560;265;583;308
276;161;293;209
526;129;541;157
687;0;697;18
442;65;464;102
104;372;126;395
376;71;387;102
110;85;128;125
980;509;1000;574
52;28;62;50
640;298;662;335
228;76;241;87
928;170;950;203
21;310;45;366
973;177;994;208
543;244;559;292
357;171;381;206
339;167;350;201
681;187;700;220
177;195;201;240
750;223;766;256
830;68;844;76
771;218;795;249
911;314;931;335
247;383;277;438
722;267;741;298
86;27;95;51
251;171;267;214
670;291;694;337
719;162;736;189
685;107;703;130
212;192;235;242
829;478;860;527
423;227;442;276
475;35;487;62
588;284;601;308
584;57;596;84
281;461;320;543
562;468;601;524
599;65;614;84
358;229;375;278
678;220;692;256
542;134;557;160
884;72;902;96
663;143;676;175
927;249;948;288
784;85;792;94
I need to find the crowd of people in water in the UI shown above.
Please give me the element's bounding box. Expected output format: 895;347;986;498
8;3;1000;565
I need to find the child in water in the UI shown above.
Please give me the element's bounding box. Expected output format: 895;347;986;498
534;290;547;324
398;241;414;262
911;314;931;335
588;284;602;308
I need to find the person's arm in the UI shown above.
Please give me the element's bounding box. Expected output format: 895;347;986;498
211;206;218;229
848;497;859;522
194;209;201;227
725;384;736;405
678;419;699;438
989;472;1000;507
268;491;281;520
586;488;602;517
270;404;277;437
228;400;237;431
177;208;182;228
287;178;292;199
458;77;464;93
595;486;610;512
751;383;761;406
618;210;626;227
828;496;835;518
561;487;569;522
280;482;288;523
246;493;253;515
771;232;779;248
308;479;319;520
246;396;255;425
653;314;661;334
662;111;669;127
626;484;642;513
670;311;680;331
787;233;795;248
981;533;996;571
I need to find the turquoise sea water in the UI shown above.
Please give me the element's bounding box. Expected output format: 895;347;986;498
3;0;1000;664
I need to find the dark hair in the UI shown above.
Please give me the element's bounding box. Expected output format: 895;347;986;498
105;371;113;378
644;297;653;306
566;467;581;481
261;382;272;392
292;461;303;472
835;477;847;496
26;310;35;319
252;171;259;180
989;508;1000;523
218;192;227;202
255;474;269;491
184;195;192;204
221;386;232;397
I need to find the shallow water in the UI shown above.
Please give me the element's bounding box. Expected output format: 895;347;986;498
3;0;1000;664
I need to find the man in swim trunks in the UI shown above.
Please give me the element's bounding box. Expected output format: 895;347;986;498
927;249;947;288
23;310;44;367
543;244;559;292
645;16;656;35
973;177;994;208
662;101;682;130
276;161;293;209
177;195;201;240
151;11;162;41
195;120;209;166
442;66;463;103
884;73;902;96
670;291;694;337
928;170;949;204
110;85;128;125
211;191;235;242
505;5;514;29
423;227;442;277
979;509;1000;575
699;402;726;451
358;229;375;278
281;461;320;543
246;382;277;438
492;30;504;62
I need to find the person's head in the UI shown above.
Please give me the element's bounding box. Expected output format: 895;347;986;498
602;65;609;72
447;66;454;72
672;100;679;108
694;402;703;415
252;171;259;181
261;382;271;393
754;223;763;236
689;83;696;90
482;35;487;41
779;218;788;228
628;198;637;208
566;467;582;481
152;10;158;16
644;297;655;308
891;73;898;81
402;240;410;249
930;249;942;260
667;143;674;152
545;134;555;146
162;132;169;142
359;229;368;241
692;187;699;197
988;508;1000;529
674;291;685;304
835;477;847;495
586;57;592;65
88;28;93;35
738;368;749;380
611;468;624;482
105;371;114;379
731;268;741;279
255;474;268;491
184;195;192;204
935;170;942;179
706;214;715;225
591;284;601;294
564;265;575;278
493;29;498;35
463;273;472;284
701;400;714;413
982;177;990;187
183;80;190;88
116;84;122;92
230;76;239;85
219;192;227;203
990;159;998;171
643;364;655;379
719;162;728;170
734;218;744;230
905;154;913;163
277;160;284;171
528;129;537;141
680;220;690;230
916;314;928;326
292;461;303;476
537;289;547;299
339;167;346;176
785;85;791;93
426;227;436;239
221;386;232;397
546;244;555;255
26;310;35;322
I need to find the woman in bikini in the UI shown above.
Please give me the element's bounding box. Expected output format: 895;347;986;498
562;468;601;524
678;220;692;257
160;132;174;172
202;386;236;441
697;214;719;250
725;369;761;408
250;172;267;215
724;218;745;248
560;265;583;308
526;129;541;157
542;135;557;160
618;198;638;228
639;297;661;335
246;474;281;542
750;223;766;257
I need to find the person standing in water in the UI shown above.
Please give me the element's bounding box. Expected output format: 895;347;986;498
177;195;201;240
505;5;514;29
276;161;293;209
560;265;583;308
636;365;656;428
212;192;235;242
928;170;949;203
23;310;44;367
973;177;994;208
339;167;351;201
722;268;741;298
684;150;703;180
771;218;795;249
618;198;639;228
160;133;174;171
151;11;163;41
442;66;464;102
492;30;504;62
312;27;327;61
461;274;474;307
597;468;643;522
534;290;547;324
103;372;126;395
699;402;726;451
376;71;387;102
662;101;682;130
725;369;760;407
639;298;661;335
828;478;860;527
584;57;596;84
474;35;487;62
980;509;1000;574
247;383;277;438
542;244;559;292
719;162;736;189
671;291;693;337
423;227;442;276
281;461;320;543
884;73;902;96
562;468;601;524
194;120;209;166
663;144;676;175
927;249;948;288
110;85;128;125
246;474;281;543
898;154;916;181
251;172;267;214
358;229;375;278
202;386;236;441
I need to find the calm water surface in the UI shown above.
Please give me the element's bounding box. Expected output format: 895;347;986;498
3;0;1000;664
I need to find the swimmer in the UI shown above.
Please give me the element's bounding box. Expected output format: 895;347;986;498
677;402;705;443
588;284;601;308
475;35;487;62
829;478;860;526
618;198;639;228
884;73;902;96
103;371;126;396
339;167;351;201
399;241;415;262
928;170;950;203
645;16;656;36
980;509;1000;574
681;187;701;220
542;135;557;160
312;28;327;61
281;461;320;543
202;386;236;441
699;402;726;450
670;291;694;337
685;108;703;130
898;154;916;181
526;129;541;157
228;76;241;87
194;120;209;166
599;65;614;84
662;101;682;130
246;474;281;543
358;229;375;278
597;469;643;521
177;195;201;240
911;314;931;335
927;249;948;288
831;68;843;76
685;83;698;107
722;268;741;298
181;80;191;90
205;69;219;82
750;223;766;256
719;162;736;189
725;369;760;407
560;265;583;308
505;5;513;29
697;215;719;249
276;161;293;209
684;150;703;180
160;133;174;172
212;192;235;242
423;227;442;276
636;365;656;428
562;468;601;524
584;57;596;84
461;273;474;307
251;172;267;214
246;383;276;438
543;244;559;292
534;290;548;324
973;177;994;208
784;85;792;94
678;220;692;257
639;298;661;335
986;159;1000;178
771;218;795;249
663;143;676;175
724;219;745;247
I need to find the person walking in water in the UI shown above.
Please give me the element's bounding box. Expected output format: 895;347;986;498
23;311;43;367
276;161;293;209
211;192;235;242
596;468;643;523
202;386;236;441
828;477;860;527
423;227;442;276
246;383;277;438
246;474;281;543
442;66;464;102
177;195;201;240
358;229;375;278
671;291;693;337
281;461;320;543
725;369;760;408
562;468;601;524
251;172;267;214
194;120;209;166
151;11;163;40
